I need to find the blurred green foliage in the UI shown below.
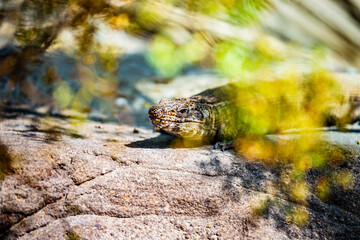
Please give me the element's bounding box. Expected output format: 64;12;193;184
147;33;208;77
0;0;273;115
165;0;268;25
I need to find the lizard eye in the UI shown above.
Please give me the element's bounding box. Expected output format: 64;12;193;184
179;109;188;114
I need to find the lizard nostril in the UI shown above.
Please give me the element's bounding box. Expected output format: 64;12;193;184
149;106;165;118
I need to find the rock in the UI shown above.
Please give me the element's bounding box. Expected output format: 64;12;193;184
0;110;360;239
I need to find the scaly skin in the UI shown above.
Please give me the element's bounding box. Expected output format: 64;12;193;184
148;84;238;140
148;82;360;141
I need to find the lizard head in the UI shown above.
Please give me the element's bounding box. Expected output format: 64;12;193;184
148;97;215;139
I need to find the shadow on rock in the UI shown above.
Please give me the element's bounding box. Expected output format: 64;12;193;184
199;155;275;201
18;124;84;143
199;144;360;239
1;108;86;143
0;106;74;121
0;107;50;120
126;133;210;149
125;134;176;149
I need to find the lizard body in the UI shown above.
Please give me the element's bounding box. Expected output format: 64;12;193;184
148;84;237;140
148;79;360;141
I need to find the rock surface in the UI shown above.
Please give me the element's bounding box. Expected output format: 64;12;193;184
0;110;360;240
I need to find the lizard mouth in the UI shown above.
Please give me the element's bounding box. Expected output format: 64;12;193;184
148;116;205;132
148;115;182;123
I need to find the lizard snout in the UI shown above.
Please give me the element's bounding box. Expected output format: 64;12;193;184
148;106;156;118
148;106;162;119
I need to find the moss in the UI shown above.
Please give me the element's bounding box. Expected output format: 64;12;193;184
68;204;82;215
65;230;80;240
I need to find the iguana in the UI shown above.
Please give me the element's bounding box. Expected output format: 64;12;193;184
148;77;360;141
148;84;239;141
